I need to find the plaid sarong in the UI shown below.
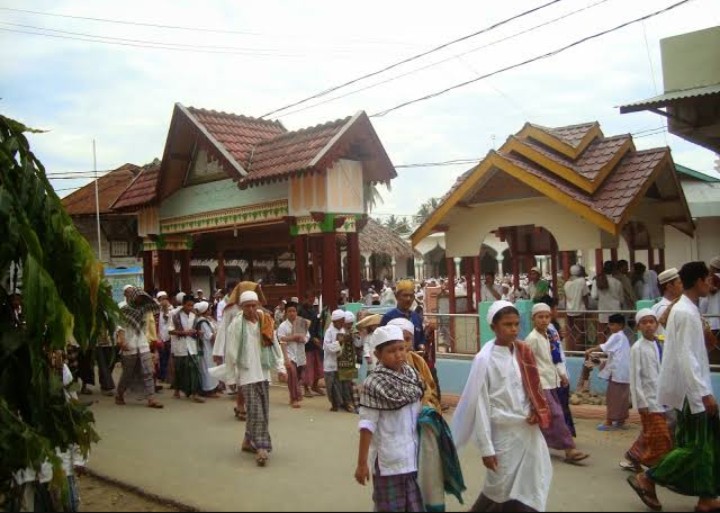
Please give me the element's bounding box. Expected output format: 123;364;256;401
373;471;423;513
360;363;424;411
242;381;272;451
626;411;673;467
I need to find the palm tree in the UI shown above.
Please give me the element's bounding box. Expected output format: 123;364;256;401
364;182;388;213
415;197;441;224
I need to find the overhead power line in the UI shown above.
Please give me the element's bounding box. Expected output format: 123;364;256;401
370;0;695;117
259;0;567;118
275;0;613;119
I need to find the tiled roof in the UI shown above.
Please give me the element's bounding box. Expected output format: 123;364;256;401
61;164;140;216
111;160;161;211
532;122;597;148
242;117;351;186
186;107;286;165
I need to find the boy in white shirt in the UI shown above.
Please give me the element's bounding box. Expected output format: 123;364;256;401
355;325;425;512
622;308;673;472
324;309;346;412
277;301;309;409
585;313;631;430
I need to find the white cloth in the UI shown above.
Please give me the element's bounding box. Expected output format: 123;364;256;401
700;291;720;330
158;309;172;341
213;304;240;359
277;319;308;366
592;276;623;324
323;325;344;372
451;341;552;513
658;294;714;414
198;319;219;391
524;329;562;390
642;270;661;301
116;324;151;356
599;331;631;384
480;282;503;302
223;314;285;387
216;298;227;323
170;310;197;357
358;400;421;476
362;334;378;371
564;277;589;316
652;297;673;337
630;337;665;413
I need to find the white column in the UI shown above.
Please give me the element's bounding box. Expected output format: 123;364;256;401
391;257;397;281
496;255;505;275
362;253;372;280
453;257;462;279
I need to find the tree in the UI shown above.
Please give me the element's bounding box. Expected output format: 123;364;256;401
0;114;116;507
364;182;387;213
382;214;412;236
415;197;441;225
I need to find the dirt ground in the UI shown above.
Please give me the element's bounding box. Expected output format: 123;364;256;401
78;474;180;512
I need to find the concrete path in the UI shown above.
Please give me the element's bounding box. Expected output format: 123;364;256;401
86;386;698;512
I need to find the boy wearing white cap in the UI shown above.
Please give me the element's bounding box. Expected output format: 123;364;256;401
653;267;683;337
355;325;425;512
525;303;590;465
324;309;348;412
452;301;552;512
622;309;672;473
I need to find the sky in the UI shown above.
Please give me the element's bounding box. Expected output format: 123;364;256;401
1;0;719;224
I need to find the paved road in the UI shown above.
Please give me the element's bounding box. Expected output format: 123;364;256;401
85;386;698;512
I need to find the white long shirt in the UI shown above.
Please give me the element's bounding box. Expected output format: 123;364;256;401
658;294;714;414
599;331;631;384
480;282;503;302
564;277;589;315
234;319;285;387
170;310;197;357
524;329;562;390
652;297;673;337
277;319;309;366
700;291;720;330
323;325;344;372
158;309;172;342
213;304;240;359
116;324;151;356
591;276;623;323
359;400;421;476
630;337;665;413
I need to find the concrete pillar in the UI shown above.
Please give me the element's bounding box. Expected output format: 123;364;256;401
322;232;338;311
347;232;361;301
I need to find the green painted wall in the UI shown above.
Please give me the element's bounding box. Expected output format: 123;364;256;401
159;179;287;220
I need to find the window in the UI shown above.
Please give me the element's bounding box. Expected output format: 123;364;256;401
110;240;130;258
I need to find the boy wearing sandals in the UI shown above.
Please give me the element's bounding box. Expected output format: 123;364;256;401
525;303;590;465
585;313;631;431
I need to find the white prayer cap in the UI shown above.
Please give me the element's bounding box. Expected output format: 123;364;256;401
371;325;404;351
487;300;517;325
529;267;540;274
531;303;551;317
570;265;581;277
635;308;657;324
658;267;680;285
290;297;299;304
176;292;185;304
709;255;720;271
344;311;356;324
196;288;204;293
240;291;259;304
388;318;415;335
331;309;346;322
195;301;210;315
123;284;134;292
156;291;168;299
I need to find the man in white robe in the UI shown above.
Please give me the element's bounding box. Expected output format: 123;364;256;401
653;267;682;338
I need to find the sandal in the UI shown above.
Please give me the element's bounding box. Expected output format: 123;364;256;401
147;401;164;409
564;452;590;465
234;407;247;421
627;475;662;511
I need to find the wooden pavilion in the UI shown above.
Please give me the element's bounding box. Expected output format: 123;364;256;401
112;103;397;309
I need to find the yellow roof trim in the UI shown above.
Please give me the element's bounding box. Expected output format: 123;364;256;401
411;159;495;246
503;138;594;194
518;123;602;159
493;155;618;236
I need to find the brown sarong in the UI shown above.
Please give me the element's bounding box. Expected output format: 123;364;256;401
626;411;673;467
606;380;630;423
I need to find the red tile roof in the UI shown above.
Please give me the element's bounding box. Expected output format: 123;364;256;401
111;160;161;211
186;107;286;165
538;122;598;148
242;116;351;186
61;164;140;216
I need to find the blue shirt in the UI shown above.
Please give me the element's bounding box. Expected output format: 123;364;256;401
381;308;426;350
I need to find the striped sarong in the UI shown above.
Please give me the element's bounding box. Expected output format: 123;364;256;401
173;355;202;397
241;381;272;451
372;471;423;512
540;389;575;450
626;411;673;467
606;380;630;423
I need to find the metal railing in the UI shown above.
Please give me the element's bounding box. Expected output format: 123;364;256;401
424;313;480;355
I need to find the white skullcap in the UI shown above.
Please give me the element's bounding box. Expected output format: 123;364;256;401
240;291;259;304
123;284;134;292
156;291;168;299
658;267;680;285
570;265;581;276
344;311;356;324
195;301;210;314
331;309;346;322
532;303;552;317
196;288;203;293
371;325;404;351
529;267;540;274
290;297;299;304
487;300;516;325
635;308;657;324
388;318;415;335
176;292;185;304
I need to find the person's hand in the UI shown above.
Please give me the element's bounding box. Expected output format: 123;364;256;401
638;407;649;415
702;395;718;417
482;456;499;472
213;356;223;365
526;412;540;425
355;464;370;485
277;371;288;383
584;348;593;358
560;376;569;388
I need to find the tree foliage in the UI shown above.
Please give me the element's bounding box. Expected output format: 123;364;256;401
378;214;412;236
0;114;116;503
415;197;440;225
